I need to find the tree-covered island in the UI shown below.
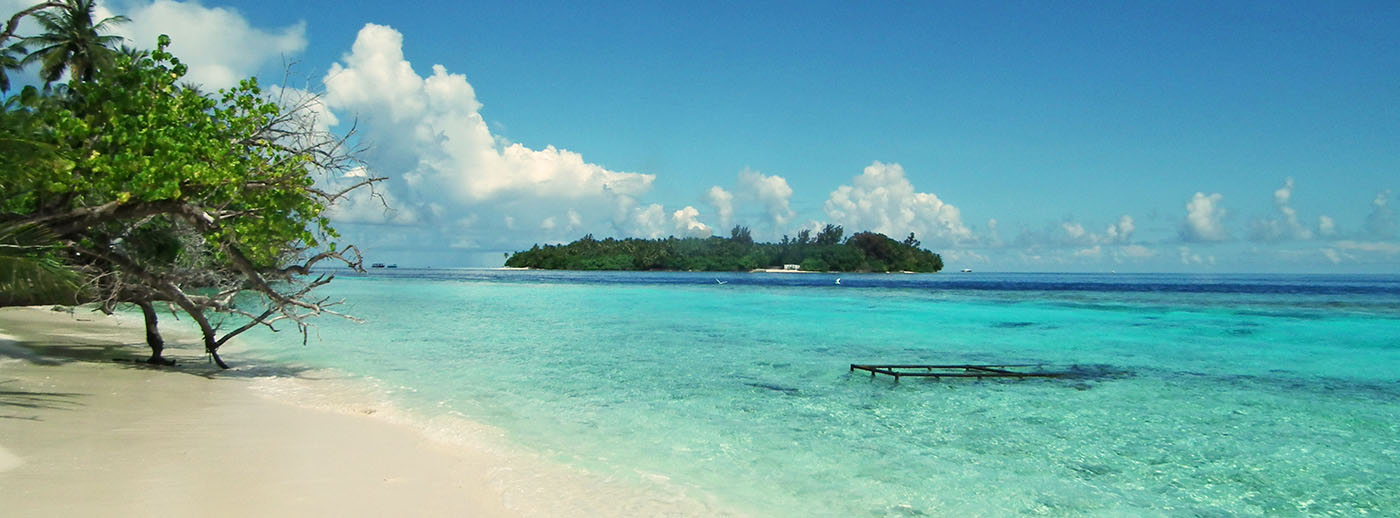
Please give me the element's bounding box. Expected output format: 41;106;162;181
505;224;943;273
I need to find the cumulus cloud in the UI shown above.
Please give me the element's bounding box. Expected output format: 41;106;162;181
316;23;687;253
621;204;713;239
737;169;795;231
1318;215;1337;237
671;206;713;238
1104;215;1135;244
823;161;972;246
1061;222;1090;244
705;186;735;231
1180;192;1229;242
1250;177;1316;241
113;0;307;90
1365;190;1395;239
702;169;793;237
324;179;419;225
1016;214;1134;248
1177;246;1214;265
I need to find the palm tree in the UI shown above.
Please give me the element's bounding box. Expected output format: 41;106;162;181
0;223;83;306
0;40;26;92
21;0;127;85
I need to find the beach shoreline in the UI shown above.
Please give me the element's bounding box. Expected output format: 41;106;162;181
0;306;729;518
0;306;522;517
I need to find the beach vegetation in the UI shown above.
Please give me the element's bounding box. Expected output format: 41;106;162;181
1;1;381;367
20;0;127;84
0;222;84;305
505;229;943;273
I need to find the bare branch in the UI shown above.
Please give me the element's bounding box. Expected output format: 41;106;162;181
0;2;62;44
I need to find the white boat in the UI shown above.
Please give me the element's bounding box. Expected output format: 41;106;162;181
961;268;972;273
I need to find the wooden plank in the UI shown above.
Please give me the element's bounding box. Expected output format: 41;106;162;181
850;363;1067;380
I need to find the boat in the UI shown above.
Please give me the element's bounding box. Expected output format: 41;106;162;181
961;268;972;273
387;264;398;269
370;263;386;268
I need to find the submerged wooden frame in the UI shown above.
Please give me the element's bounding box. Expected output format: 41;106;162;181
849;364;1066;382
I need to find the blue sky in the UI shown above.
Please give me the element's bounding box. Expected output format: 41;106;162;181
8;1;1398;271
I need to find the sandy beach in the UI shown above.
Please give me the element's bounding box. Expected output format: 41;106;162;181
0;307;531;517
0;306;738;518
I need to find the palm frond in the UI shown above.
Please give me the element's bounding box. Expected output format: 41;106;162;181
0;223;84;306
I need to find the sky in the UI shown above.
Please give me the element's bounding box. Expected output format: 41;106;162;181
5;0;1398;272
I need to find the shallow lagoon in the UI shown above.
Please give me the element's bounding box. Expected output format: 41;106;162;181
240;271;1399;517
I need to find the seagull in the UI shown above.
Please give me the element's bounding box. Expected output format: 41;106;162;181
835;278;841;285
715;279;727;285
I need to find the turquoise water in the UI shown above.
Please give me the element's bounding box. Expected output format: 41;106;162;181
235;271;1399;517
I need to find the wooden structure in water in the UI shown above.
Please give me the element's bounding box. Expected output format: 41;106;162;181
850;364;1067;382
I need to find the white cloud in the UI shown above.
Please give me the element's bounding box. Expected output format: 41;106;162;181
823;161;972;246
1318;215;1337;237
1061;216;1133;246
1118;244;1156;259
1365;189;1395;239
985;218;1001;246
737;168;795;232
1105;215;1135;244
317;23;682;251
1180;192;1229;242
621;204;712;239
1074;245;1102;258
704;186;735;231
671;206;713;238
1321;248;1342;264
941;249;988;265
1333;240;1400;255
1250;177;1314;241
1062;222;1089;244
114;0;307;90
1178;246;1204;265
623;204;667;238
322;176;419;225
702;169;793;238
1019;214;1134;248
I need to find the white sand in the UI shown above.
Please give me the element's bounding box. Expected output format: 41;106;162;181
0;306;517;517
0;306;732;517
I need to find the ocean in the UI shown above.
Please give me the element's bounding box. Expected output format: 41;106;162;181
233;270;1399;517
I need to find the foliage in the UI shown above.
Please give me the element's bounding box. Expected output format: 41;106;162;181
815;224;844;246
0;222;83;305
1;27;380;367
0;40;28;92
20;0;127;84
729;224;752;245
505;229;943;273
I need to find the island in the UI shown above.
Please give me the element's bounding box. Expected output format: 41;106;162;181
505;225;943;273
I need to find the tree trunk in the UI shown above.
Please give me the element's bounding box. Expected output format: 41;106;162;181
136;300;175;366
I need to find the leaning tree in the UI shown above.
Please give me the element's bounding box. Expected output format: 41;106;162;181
1;35;383;367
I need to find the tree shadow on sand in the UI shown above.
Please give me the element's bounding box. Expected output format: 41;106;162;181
0;380;85;420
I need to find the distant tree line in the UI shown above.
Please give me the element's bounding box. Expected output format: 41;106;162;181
505;224;944;273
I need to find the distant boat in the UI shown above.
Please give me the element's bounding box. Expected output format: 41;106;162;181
371;263;386;268
387;264;398;269
835;278;841;285
961;268;972;273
